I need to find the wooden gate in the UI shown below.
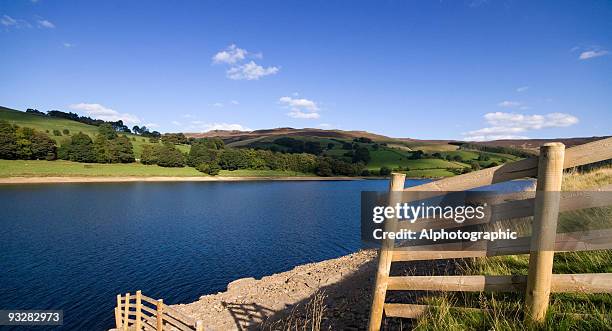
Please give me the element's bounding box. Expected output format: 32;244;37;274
114;290;204;331
368;138;612;330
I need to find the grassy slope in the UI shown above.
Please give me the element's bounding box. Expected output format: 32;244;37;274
0;160;313;177
240;135;518;177
0;106;190;158
0;106;518;178
413;167;612;330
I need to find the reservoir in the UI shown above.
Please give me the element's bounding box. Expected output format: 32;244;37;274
0;179;531;330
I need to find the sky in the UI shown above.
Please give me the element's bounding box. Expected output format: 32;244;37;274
1;0;610;140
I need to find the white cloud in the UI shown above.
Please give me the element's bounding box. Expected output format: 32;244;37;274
212;102;224;108
463;112;579;141
144;123;159;128
230;100;239;105
69;103;141;125
37;19;54;28
516;86;529;92
202;123;251;131
212;45;279;81
226;61;279;80
1;15;30;28
318;123;332;128
579;50;609;60
497;100;522;108
279;96;321;119
171;121;182;126
212;44;248;64
288;110;320;119
63;42;74;48
1;15;17;26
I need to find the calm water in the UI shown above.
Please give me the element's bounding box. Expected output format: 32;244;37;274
0;178;533;330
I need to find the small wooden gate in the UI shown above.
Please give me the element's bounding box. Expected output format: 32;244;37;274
114;290;203;331
368;138;612;330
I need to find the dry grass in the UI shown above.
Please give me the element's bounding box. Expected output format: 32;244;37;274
412;166;612;330
260;291;329;331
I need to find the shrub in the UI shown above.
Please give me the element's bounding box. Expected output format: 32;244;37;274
53;129;62;136
62;129;70;134
379;166;392;176
196;162;221;176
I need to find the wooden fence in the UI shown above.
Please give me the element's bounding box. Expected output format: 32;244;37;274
114;291;203;331
368;137;612;331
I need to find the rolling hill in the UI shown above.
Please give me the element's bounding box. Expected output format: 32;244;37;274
4;105;606;178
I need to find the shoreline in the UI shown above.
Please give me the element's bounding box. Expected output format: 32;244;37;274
172;249;380;330
0;175;385;184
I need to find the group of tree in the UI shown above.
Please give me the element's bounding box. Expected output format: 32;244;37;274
132;125;161;138
57;124;135;163
140;143;186;167
161;133;189;145
272;137;324;155
457;142;535;158
26;109;131;133
0;120;56;160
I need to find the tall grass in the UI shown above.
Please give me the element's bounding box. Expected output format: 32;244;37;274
412;166;612;330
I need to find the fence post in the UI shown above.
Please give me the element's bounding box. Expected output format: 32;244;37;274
123;293;130;331
135;290;143;331
525;143;565;323
156;299;164;331
368;173;406;331
115;294;123;329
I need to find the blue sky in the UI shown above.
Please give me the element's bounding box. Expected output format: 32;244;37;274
1;0;610;140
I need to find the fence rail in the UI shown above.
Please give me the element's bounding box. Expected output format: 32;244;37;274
114;291;203;331
368;137;612;331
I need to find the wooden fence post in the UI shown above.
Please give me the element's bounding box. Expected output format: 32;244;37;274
135;290;143;331
525;143;565;323
156;299;164;331
115;294;123;329
123;293;130;331
368;173;406;331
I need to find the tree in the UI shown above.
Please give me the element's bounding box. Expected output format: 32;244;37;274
156;144;185;167
316;158;333;176
196;162;221;176
140;145;159;165
352;147;371;164
409;150;424;160
62;129;70;135
53;129;62;136
114;135;135;163
59;133;95;162
379;166;392;176
188;140;221;167
452;155;463;162
327;143;334;150
0;120;17;159
304;141;323;155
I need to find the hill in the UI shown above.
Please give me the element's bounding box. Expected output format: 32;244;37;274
0;106;189;157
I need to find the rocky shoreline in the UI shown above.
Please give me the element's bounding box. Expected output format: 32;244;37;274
172;250;380;330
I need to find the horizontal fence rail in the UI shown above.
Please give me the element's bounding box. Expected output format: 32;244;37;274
114;291;203;331
368;138;612;330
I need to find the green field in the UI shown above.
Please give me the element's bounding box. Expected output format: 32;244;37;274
1;106;524;178
0;106;190;158
0;160;313;178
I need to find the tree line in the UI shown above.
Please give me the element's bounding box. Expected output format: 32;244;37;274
0;120;371;177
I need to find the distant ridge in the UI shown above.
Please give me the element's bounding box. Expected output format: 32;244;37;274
185;127;394;142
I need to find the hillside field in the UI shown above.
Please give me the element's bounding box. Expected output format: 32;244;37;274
0;106;189;158
1;106;523;178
